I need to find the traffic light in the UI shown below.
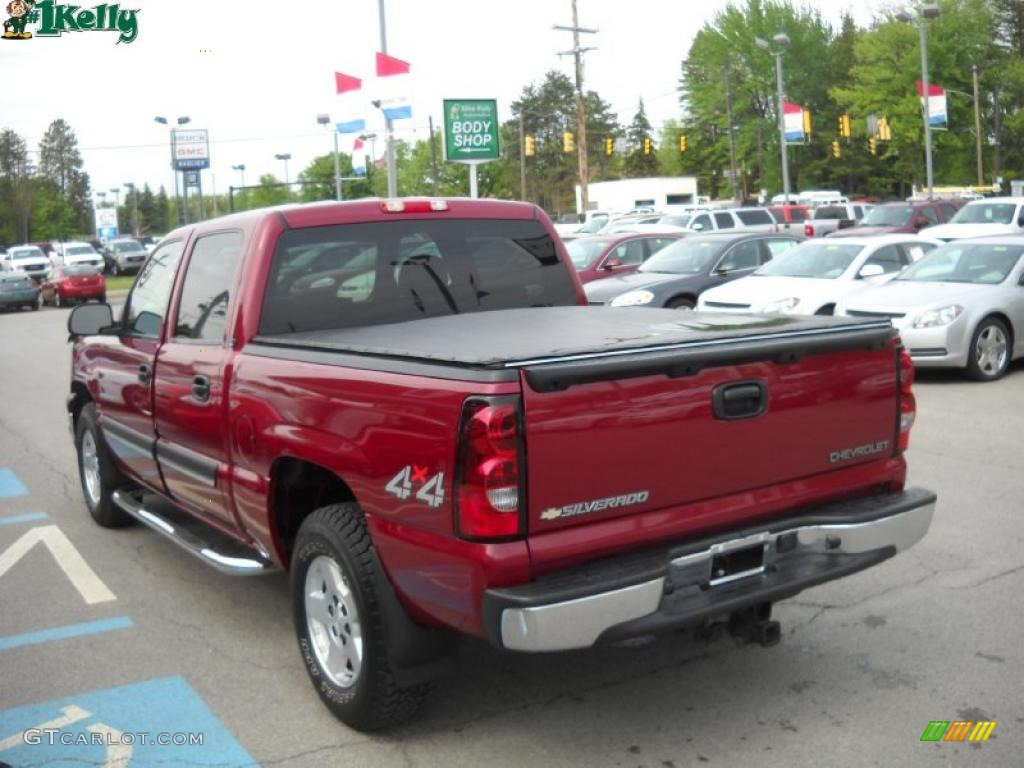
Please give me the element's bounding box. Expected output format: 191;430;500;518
643;136;652;155
831;140;841;159
839;113;852;138
524;135;535;157
878;117;892;141
604;136;614;156
679;133;688;152
868;137;878;156
563;131;574;153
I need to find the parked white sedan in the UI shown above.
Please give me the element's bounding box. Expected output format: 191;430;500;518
836;237;1024;381
697;235;940;316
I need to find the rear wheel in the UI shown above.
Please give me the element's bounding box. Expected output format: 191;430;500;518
75;403;132;527
54;291;62;308
666;296;696;310
98;293;107;304
292;503;430;731
967;317;1010;381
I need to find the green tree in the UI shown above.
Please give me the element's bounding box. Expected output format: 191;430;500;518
832;0;996;194
681;0;835;198
38;119;92;233
247;174;291;209
507;70;619;214
624;99;660;177
0;129;32;244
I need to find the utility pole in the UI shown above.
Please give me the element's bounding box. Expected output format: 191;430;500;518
555;0;597;213
724;61;740;203
428;115;440;196
518;112;527;201
972;64;984;186
378;0;398;197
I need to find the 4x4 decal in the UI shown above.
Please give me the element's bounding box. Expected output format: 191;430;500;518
385;465;445;508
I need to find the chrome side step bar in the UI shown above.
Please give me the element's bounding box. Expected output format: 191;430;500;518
111;489;277;576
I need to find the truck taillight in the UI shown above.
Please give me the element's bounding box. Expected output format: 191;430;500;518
380;199;449;213
897;344;916;452
804;224;814;237
455;396;523;540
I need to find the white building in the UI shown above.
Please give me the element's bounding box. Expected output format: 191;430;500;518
575;177;702;215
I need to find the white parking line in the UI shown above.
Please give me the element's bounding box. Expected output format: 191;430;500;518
0;525;115;604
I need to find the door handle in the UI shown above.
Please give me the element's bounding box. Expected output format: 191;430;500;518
192;375;211;402
712;381;768;420
137;363;151;384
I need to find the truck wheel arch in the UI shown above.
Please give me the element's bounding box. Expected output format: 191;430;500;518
270;457;358;567
68;381;92;432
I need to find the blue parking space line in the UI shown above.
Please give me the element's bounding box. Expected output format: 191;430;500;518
0;617;133;652
0;512;48;526
0;676;255;766
0;468;28;498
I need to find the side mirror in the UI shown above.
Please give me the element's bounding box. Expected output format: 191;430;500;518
67;303;114;339
859;264;886;279
603;258;623;270
690;222;705;231
914;217;931;229
716;262;738;274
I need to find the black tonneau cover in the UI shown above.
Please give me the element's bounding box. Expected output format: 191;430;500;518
250;307;893;390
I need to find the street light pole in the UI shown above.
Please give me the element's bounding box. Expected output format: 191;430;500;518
154;115;190;226
973;64;984;186
378;0;398;198
898;4;939;199
317;114;343;200
757;34;792;204
918;20;934;199
275;153;292;190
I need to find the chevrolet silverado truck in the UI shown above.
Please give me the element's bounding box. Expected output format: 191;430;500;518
66;198;935;731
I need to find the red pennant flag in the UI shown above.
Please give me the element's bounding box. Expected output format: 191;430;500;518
353;139;364;151
916;80;944;97
376;52;410;77
335;72;362;94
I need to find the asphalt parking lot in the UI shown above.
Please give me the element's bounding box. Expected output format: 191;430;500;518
0;304;1021;768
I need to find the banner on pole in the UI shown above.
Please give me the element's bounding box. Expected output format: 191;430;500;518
917;81;948;129
783;102;805;143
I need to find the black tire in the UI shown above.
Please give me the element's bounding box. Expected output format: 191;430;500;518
98;293;107;304
75;403;133;527
666;296;696;310
54;291;61;308
966;317;1011;382
292;503;430;731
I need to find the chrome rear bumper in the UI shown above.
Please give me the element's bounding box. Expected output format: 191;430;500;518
485;488;935;652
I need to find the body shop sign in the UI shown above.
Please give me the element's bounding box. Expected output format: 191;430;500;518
443;99;499;162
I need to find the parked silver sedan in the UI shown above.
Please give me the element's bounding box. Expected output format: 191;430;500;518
836;237;1024;381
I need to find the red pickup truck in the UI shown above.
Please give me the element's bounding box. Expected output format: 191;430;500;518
66;198;935;731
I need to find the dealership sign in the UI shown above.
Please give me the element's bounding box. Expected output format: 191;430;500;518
172;129;210;170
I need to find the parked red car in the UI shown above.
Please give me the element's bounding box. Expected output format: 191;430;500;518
565;232;682;284
40;265;107;307
828;199;964;237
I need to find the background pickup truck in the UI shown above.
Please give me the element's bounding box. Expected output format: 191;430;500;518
803;202;873;237
66;198;935;731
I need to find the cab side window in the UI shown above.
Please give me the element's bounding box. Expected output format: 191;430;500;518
174;232;243;342
611;239;646;266
691;214;713;231
124;240;184;337
713;212;735;229
864;244;907;274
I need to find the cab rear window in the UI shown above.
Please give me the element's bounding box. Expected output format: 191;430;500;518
260;219;578;334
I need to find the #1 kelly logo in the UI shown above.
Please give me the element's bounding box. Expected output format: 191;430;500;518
2;0;139;43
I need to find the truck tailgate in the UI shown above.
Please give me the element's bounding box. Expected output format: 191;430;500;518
520;322;898;534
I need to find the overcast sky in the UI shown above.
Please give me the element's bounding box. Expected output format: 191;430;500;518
0;0;881;211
